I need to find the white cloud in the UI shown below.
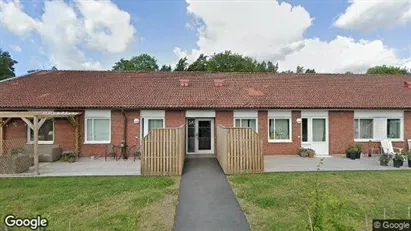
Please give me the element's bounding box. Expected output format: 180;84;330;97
0;0;38;36
334;0;411;32
0;0;136;69
10;45;22;52
279;36;407;73
175;0;408;73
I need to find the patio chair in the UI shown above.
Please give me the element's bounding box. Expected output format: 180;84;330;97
127;145;141;161
105;144;117;161
380;139;403;155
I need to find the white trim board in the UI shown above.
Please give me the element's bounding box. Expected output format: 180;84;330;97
186;110;215;118
141;110;165;118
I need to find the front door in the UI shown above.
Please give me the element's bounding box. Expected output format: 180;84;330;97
301;117;329;156
187;118;214;154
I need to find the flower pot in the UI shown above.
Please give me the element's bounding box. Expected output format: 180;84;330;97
393;159;403;168
308;153;315;158
408;159;411;168
356;152;361;159
380;160;389;166
300;151;307;158
345;151;350;158
349;152;356;160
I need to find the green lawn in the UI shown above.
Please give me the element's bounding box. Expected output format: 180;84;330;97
229;171;411;231
0;176;180;231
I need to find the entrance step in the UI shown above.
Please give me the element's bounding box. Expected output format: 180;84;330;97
186;154;216;159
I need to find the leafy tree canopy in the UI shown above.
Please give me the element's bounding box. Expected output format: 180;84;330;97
174;57;188;71
112;54;159;71
207;50;259;72
366;65;409;75
159;65;172;72
305;68;316;74
0;49;18;81
187;54;208;71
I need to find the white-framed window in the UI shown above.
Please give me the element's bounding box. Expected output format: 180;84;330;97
353;111;404;142
141;110;165;138
387;118;401;139
233;110;258;132
84;110;111;144
27;119;54;144
234;118;258;131
268;118;291;142
354;119;374;140
142;118;164;137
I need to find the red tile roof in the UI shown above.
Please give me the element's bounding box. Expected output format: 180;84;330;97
1;70;411;109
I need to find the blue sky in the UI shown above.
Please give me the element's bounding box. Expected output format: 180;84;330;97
0;0;410;75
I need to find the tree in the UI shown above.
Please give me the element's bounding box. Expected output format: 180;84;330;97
174;57;188;71
112;54;159;71
207;50;259;72
281;70;294;74
305;68;316;74
296;65;305;74
345;71;354;74
187;54;208;71
27;66;58;74
0;49;18;80
256;61;267;72
366;65;409;74
266;61;279;73
159;65;172;72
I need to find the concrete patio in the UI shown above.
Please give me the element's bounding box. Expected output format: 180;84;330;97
0;157;141;177
265;155;411;172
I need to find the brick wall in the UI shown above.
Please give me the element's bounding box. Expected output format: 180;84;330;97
215;111;233;127
80;110;140;157
329;111;354;154
260;110;302;155
166;110;186;127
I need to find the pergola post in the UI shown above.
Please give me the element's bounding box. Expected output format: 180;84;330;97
0;118;3;156
0;118;11;156
33;116;39;175
67;116;80;157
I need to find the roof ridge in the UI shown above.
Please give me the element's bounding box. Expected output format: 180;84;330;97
0;70;44;84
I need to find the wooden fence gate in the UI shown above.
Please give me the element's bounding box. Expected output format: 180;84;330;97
141;125;185;176
216;125;264;174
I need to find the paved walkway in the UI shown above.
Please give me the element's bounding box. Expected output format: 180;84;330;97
0;157;140;177
265;155;411;172
173;158;250;231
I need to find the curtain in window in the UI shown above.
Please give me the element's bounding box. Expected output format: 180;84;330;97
148;119;163;133
30;119;54;142
359;119;373;139
245;119;257;131
387;119;400;139
235;119;257;131
94;119;110;141
274;119;289;139
312;119;326;142
86;119;93;141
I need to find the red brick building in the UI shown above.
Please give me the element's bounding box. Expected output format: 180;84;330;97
1;71;411;157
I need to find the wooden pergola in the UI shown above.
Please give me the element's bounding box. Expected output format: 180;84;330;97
0;111;81;175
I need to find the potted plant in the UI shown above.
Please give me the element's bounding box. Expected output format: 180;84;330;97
404;151;411;168
346;145;356;160
299;148;307;157
379;153;392;166
354;143;363;159
63;151;75;163
306;149;316;158
393;152;405;168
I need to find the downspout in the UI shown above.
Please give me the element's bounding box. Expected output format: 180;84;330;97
121;109;128;158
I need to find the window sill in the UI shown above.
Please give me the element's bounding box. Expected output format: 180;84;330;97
84;141;111;145
268;140;292;143
27;141;54;145
354;139;404;143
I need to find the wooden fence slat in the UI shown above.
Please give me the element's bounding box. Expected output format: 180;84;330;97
141;125;185;176
215;125;263;175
